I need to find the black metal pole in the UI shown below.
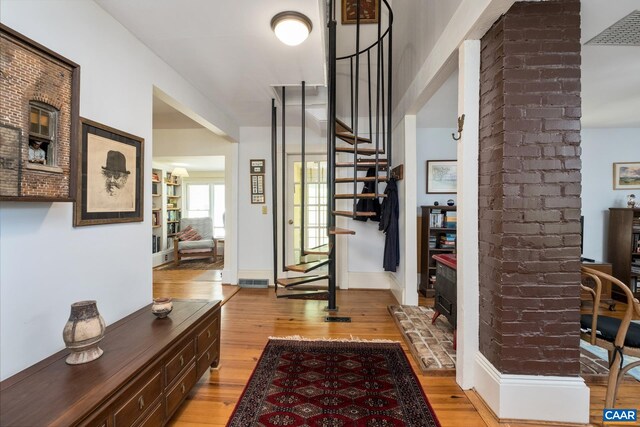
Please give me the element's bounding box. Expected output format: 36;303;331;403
271;99;278;291
387;25;393;174
353;0;361;216
300;80;306;259
281;86;286;271
327;12;337;312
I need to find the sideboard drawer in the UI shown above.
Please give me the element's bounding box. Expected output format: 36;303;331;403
137;401;164;427
165;339;195;387
196;315;219;354
197;341;219;375
114;369;162;427
166;364;197;417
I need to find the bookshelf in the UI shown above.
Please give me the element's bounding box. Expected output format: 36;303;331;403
607;208;640;300
165;172;182;247
151;169;162;254
419;205;457;297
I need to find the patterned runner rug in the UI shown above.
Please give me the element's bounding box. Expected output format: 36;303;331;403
227;338;441;427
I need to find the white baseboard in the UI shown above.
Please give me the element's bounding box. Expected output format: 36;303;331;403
347;272;393;290
474;352;589;424
389;273;404;304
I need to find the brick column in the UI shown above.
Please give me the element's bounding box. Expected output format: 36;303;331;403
479;0;582;377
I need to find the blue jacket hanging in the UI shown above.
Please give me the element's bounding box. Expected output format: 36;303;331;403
379;177;399;272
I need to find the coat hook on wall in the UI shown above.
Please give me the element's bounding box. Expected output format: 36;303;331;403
452;114;465;141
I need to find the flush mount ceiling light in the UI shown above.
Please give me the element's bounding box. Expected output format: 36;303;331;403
271;11;312;46
171;167;189;178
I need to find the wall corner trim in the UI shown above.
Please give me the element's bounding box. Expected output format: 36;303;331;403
474;353;590;424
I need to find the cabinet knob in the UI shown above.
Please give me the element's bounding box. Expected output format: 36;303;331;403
179;355;184;366
181;383;186;394
138;396;145;411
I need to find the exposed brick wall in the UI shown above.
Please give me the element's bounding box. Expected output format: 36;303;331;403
479;0;582;376
0;32;73;199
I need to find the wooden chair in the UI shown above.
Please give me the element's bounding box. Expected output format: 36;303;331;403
580;266;640;408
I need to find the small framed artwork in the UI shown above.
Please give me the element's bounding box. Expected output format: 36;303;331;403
342;0;379;24
74;118;144;226
250;159;265;174
426;160;457;194
251;174;265;204
613;162;640;190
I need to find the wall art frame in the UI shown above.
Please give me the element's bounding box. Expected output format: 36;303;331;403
74;118;144;226
0;23;80;201
426;160;457;194
342;0;379;24
613;162;640;190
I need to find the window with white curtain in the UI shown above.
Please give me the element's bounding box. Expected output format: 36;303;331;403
185;182;225;237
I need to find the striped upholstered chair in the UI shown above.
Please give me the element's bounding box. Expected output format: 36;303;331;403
173;217;216;266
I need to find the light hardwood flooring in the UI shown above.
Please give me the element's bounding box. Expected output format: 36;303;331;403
154;269;639;427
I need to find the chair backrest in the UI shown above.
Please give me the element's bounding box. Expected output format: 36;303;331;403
581;266;640;348
180;217;213;240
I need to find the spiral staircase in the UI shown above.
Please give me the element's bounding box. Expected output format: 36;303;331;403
270;0;393;314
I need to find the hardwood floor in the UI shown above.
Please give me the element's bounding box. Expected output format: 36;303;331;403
154;271;639;427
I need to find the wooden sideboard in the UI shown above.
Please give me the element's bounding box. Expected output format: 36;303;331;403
0;299;220;427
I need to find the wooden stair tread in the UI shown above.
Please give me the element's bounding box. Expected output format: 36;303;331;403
335;193;386;199
335;118;352;134
335;176;388;183
276;274;329;288
303;244;332;255
286;259;329;273
333;210;377;217
329;227;356;235
336;160;387;168
336;133;372;145
335;146;382;155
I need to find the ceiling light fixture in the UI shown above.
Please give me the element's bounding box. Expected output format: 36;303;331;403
171;167;189;178
271;11;312;46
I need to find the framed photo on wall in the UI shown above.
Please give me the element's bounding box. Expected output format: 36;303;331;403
342;0;379;24
613;162;640;190
74;118;144;226
426;160;457;194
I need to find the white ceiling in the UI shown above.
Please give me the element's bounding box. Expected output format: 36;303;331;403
96;0;326;127
417;0;640;129
153;97;203;129
154;156;225;172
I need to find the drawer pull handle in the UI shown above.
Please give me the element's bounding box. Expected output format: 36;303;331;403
181;383;186;394
138;396;145;411
206;351;211;361
179;355;184;366
207;330;211;338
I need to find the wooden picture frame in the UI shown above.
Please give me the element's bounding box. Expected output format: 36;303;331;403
613;162;640;190
74;118;144;226
342;0;379;24
250;159;265;174
426;160;457;194
0;24;80;201
251;174;265;204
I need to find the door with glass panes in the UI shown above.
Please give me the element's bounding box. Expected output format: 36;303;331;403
286;155;328;266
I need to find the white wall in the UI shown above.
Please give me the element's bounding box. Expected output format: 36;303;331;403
0;0;237;380
581;128;640;261
416;128;458;211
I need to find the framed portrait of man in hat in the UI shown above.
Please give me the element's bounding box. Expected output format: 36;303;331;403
74;118;144;226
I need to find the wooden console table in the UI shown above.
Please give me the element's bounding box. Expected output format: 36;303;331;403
0;299;220;427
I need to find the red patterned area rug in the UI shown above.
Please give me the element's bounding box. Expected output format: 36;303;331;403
227;338;441;427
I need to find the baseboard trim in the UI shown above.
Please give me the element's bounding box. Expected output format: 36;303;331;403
389;273;404;304
474;353;590;425
347;272;393;290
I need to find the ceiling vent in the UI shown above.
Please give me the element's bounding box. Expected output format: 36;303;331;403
586;10;640;46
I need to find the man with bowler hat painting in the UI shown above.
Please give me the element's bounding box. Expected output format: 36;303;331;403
102;150;130;196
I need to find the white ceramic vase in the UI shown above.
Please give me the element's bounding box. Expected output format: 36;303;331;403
62;300;106;365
